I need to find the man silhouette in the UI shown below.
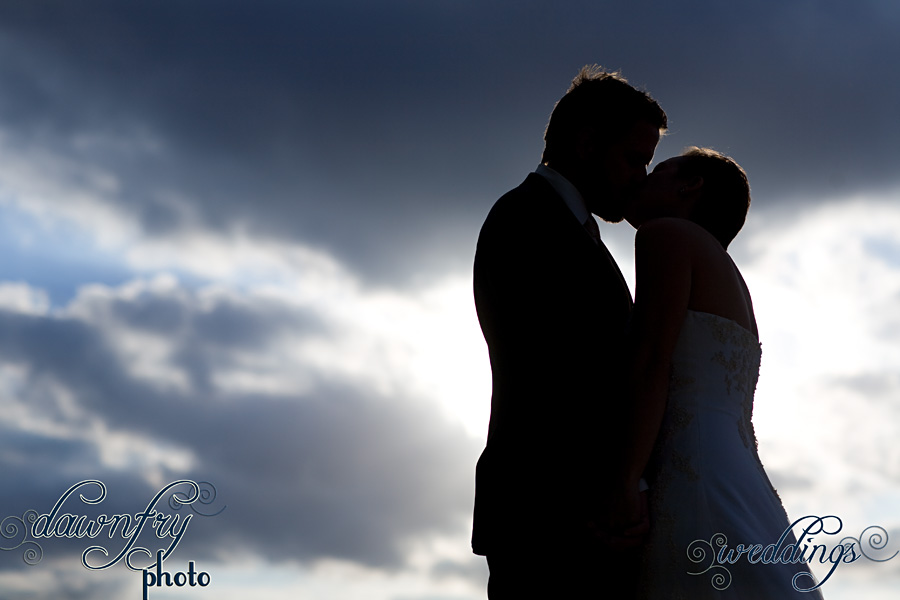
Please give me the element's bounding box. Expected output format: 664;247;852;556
472;66;667;598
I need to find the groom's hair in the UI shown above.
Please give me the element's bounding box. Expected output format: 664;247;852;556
680;147;751;249
542;65;667;164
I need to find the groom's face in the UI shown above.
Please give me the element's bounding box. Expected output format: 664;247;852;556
585;120;660;222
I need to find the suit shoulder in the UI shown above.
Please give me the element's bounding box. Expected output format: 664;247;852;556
481;174;560;232
490;173;550;208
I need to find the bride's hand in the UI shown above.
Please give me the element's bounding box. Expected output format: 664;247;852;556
607;484;649;548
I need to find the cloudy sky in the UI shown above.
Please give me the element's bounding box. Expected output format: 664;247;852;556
0;1;898;598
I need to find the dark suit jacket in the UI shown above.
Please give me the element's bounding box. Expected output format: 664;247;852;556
472;173;633;555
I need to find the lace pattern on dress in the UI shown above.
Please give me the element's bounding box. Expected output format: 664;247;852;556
707;314;761;453
638;374;699;599
635;311;815;597
637;312;772;599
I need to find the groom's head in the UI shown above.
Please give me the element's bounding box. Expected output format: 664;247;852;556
542;66;667;222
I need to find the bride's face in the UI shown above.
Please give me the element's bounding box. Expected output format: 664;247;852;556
624;156;692;227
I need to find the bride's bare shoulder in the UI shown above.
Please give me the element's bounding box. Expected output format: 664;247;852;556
634;217;717;254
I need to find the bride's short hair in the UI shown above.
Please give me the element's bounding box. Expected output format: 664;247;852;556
680;147;751;249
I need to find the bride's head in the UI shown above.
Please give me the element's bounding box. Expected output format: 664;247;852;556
625;147;750;248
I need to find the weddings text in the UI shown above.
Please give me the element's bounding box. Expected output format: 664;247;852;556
687;515;898;592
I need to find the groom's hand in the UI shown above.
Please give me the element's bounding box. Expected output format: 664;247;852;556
603;487;649;550
623;489;650;537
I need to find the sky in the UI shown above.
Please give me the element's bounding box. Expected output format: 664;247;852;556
0;1;899;598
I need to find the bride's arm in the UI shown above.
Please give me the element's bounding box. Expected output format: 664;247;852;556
612;218;694;525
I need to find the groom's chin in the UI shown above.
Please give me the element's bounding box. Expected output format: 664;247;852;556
598;213;625;225
594;202;628;224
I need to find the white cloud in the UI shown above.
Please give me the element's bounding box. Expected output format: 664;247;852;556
0;259;484;598
0;282;50;315
734;197;900;595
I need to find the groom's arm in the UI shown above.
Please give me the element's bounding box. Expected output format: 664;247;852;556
476;185;621;527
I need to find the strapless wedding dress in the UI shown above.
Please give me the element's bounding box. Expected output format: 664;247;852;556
637;310;824;599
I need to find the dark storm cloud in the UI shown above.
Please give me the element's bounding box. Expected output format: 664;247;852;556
0;0;897;284
0;287;480;571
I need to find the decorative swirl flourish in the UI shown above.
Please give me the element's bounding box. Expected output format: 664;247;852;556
22;543;43;566
687;538;712;568
1;515;27;549
191;481;226;517
167;481;225;517
791;570;818;592
837;535;857;550
709;568;732;591
167;480;201;511
124;547;154;571
75;480;107;505
842;526;898;562
0;511;43;566
687;534;732;590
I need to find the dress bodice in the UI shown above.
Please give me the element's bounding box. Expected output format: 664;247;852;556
665;310;762;456
638;310;823;599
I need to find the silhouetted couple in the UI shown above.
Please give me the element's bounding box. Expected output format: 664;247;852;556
471;66;824;598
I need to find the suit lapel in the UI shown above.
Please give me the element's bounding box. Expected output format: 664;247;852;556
522;173;633;311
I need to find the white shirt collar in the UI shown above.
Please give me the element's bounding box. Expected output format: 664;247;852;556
534;164;596;236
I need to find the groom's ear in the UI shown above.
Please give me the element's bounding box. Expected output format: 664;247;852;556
574;130;596;159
